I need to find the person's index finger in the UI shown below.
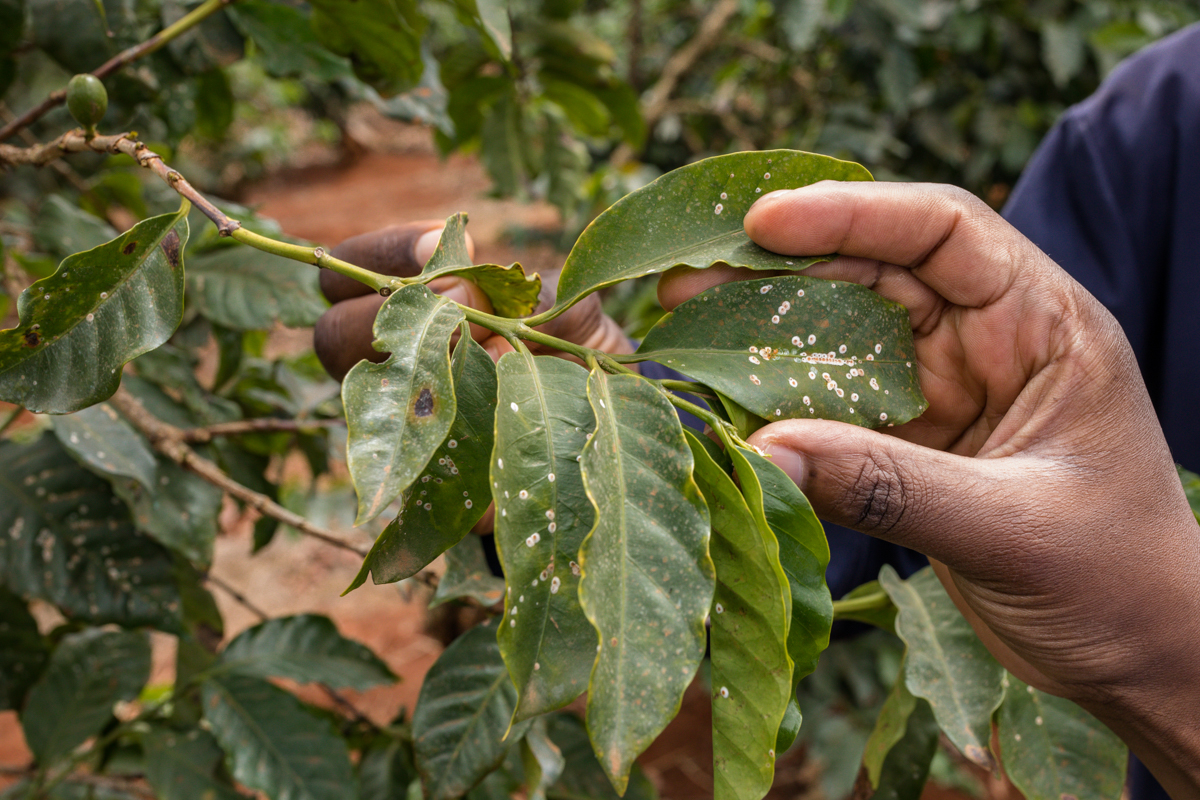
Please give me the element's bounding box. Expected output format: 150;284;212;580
744;181;1037;309
320;220;448;303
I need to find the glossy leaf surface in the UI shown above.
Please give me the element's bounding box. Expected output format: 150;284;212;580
187;246;328;330
216;613;394;690
0;434;182;630
0;588;48;711
343;284;463;524
493;353;595;720
348;331;496;591
734;446;831;684
203;673;356;800
693;435;792;800
554;150;871;311
996;675;1126;800
578;371;713;793
638;276;924;427
429;537;505;609
143;725;244;800
417;214;542;318
22;629;150;762
413;621;531;800
880;566;1004;768
0;205;189;414
52;402;157;488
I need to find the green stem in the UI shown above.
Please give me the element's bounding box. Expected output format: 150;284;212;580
230;228;399;294
655;379;716;398
831;590;892;618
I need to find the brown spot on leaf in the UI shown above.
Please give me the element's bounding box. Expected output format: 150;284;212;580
122;241;138;255
414;387;434;417
23;329;40;347
158;230;181;267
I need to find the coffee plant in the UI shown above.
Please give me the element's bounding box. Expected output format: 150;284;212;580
2;2;1194;800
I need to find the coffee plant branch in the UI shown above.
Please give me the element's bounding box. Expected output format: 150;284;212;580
108;387;370;558
0;0;236;143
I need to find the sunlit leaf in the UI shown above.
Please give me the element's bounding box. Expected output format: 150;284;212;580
203;673;356;800
0;433;182;630
347;331;496;591
492;353;595;720
553;150;871;312
430;536;505;609
577;371;713;793
996;674;1126;800
22;629;150;762
0;205;189;414
343;284;463;524
690;433;791;800
143;725;243;800
0;588;49;711
637;276;925;427
880;565;1004;768
215;613;395;690
413;620;531;800
417;214;542;318
188;246;328;330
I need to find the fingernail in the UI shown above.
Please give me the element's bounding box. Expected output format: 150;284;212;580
761;443;805;488
415;227;444;264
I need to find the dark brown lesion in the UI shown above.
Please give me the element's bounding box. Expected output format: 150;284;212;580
413;386;434;417
122;240;138;255
23;328;40;347
158;230;181;267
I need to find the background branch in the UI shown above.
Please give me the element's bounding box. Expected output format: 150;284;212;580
108;387;368;557
181;417;345;443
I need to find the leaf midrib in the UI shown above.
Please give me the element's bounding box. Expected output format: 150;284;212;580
901;584;982;746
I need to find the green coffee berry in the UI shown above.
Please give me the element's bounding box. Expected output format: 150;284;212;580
66;74;108;132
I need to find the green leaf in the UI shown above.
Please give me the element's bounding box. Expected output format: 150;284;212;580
864;694;938;800
879;565;1004;768
360;735;417;800
33;196;117;260
143;725;243;800
308;0;426;96
215;613;395;691
0;433;182;630
577;370;714;793
995;674;1126;800
692;434;792;800
544;714;658;800
521;717;565;800
453;0;511;60
553;150;872;312
1041;20;1086;88
776;699;802;754
479;91;529;197
417;214;542;318
226;0;351;81
202;673;356;800
637;275;925;428
343;285;464;524
347;331;497;591
51;402;158;489
492;353;595;720
0;588;50;711
0;205;189;414
1178;465;1200;523
0;0;24;56
861;660;919;788
193;68;235;141
835;580;897;633
716;391;767;441
429;536;505;609
188;246;328;330
413;621;531;800
22;629;150;763
733;446;832;684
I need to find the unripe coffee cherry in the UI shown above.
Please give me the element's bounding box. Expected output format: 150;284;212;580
66;74;108;133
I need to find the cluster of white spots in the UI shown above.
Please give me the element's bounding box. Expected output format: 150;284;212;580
875;343;883;354
550;577;561;594
718;687;730;698
759;284;773;294
525;532;541;547
570;560;581;577
547;473;556;483
791;336;802;346
778;301;791;314
879;413;888;422
803;396;811;406
510;402;519;412
749;355;760;365
788;377;798;387
714;204;724;215
802;352;855;367
447;439;458;449
519;489;529;499
870;378;880;391
749;374;761;386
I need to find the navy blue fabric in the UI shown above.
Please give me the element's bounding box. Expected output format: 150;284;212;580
1002;24;1200;800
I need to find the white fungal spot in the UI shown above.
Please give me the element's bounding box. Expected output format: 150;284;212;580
714;204;724;215
768;749;775;758
1014;733;1022;742
755;187;761;193
550;577;561;594
599;398;606;408
807;334;816;344
547;473;555;482
510;402;519;412
534;662;540;670
749;345;759;353
510;619;516;627
879;413;887;421
836;388;845;397
809;370;817;380
719;687;730;698
720;192;727;199
424;503;432;510
525;532;541;547
907;362;912;368
764;172;771;179
838;344;847;354
851;393;859;401
750;374;761;385
875;343;882;354
749;356;760;365
866;354;874;361
791;336;802;346
803;396;811;406
448;439;458;448
519;490;529;499
86;313;94;322
779;301;790;313
715;603;724;613
760;284;773;294
502;509;507;517
498;458;504;469
771;315;780;324
1035;716;1043;726
546;510;555;520
548;522;557;533
870;378;880;391
100;292;108;299
775;409;782;416
789;378;798;387
570;561;581;577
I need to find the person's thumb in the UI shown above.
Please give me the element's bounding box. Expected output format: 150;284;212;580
746;418;1023;574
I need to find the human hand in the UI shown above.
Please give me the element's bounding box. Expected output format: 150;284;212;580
313;221;634;381
658;182;1200;795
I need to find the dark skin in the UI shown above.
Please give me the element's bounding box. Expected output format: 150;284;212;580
315;192;1200;797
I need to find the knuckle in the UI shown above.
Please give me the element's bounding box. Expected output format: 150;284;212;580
844;447;912;536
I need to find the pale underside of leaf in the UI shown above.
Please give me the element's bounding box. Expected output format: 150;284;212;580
880;565;1004;769
492;353;596;721
343;284;464;524
553;150;872;312
577;372;713;795
0;205;189;414
636;275;925;428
